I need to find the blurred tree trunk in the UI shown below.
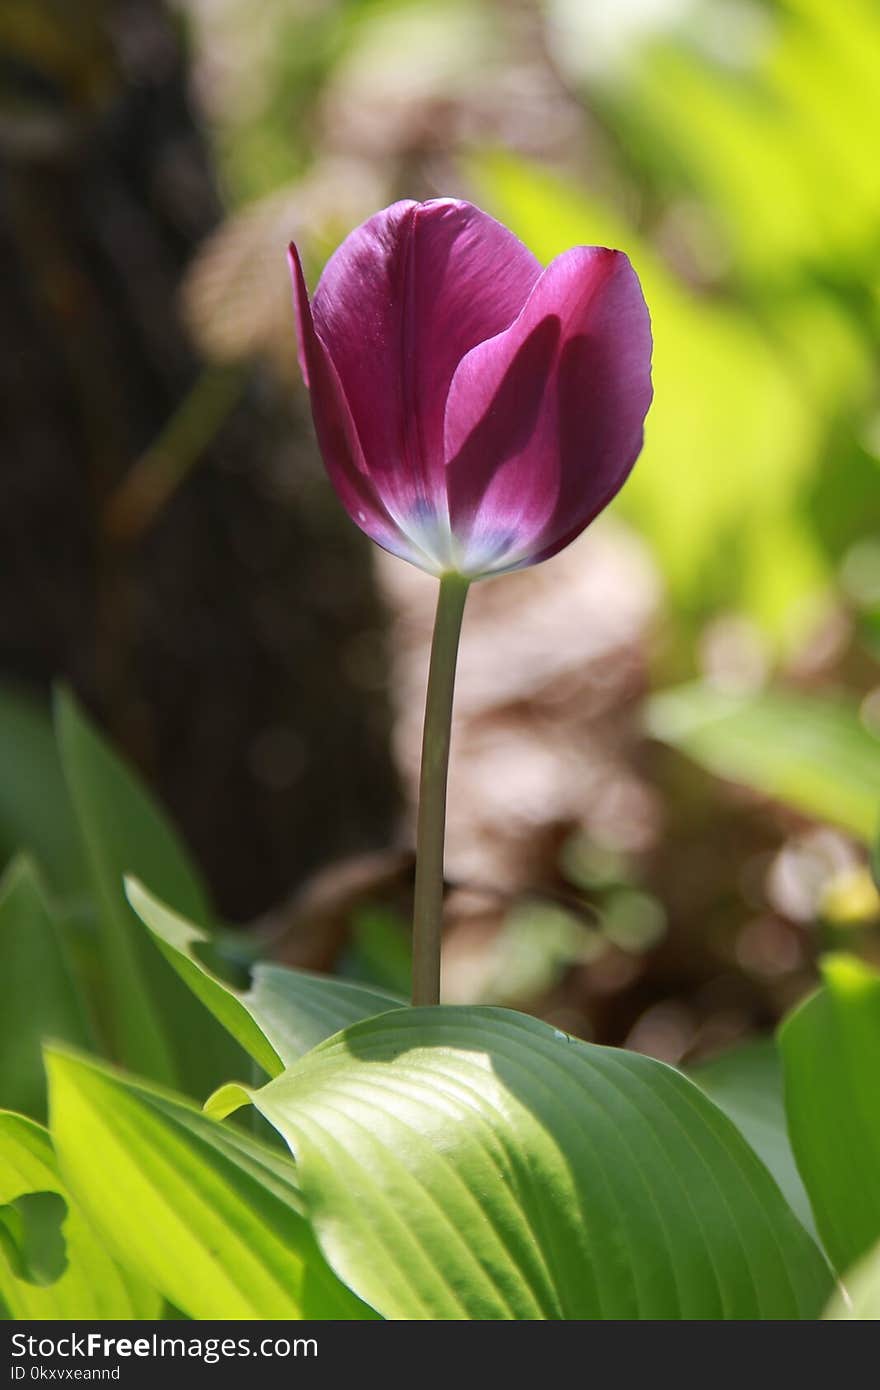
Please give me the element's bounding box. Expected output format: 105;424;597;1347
0;0;398;920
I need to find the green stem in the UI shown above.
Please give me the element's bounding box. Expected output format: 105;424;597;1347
411;572;470;1006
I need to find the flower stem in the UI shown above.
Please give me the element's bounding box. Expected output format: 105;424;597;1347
411;572;470;1006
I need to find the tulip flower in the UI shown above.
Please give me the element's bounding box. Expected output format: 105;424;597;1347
290;198;652;581
289;199;652;1005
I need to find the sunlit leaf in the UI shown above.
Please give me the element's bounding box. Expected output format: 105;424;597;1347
0;1110;158;1319
126;877;405;1073
46;1049;374;1320
0;857;93;1119
825;1238;880;1319
646;683;880;840
209;1007;830;1320
780;954;880;1274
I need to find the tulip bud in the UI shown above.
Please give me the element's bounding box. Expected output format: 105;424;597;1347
290;198;652;579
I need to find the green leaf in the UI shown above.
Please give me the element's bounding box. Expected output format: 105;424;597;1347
0;1191;68;1287
780;953;880;1273
125;878;405;1073
646;683;880;840
825;1238;880;1319
55;689;243;1096
0;1110;158;1319
689;1038;815;1238
0;857;93;1119
346;906;413;997
208;1007;831;1320
0;685;87;898
46;1048;374;1320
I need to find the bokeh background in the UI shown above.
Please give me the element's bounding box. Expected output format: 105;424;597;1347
2;0;878;1063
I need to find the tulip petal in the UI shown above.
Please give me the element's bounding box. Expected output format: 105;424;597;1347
289;244;428;568
443;247;653;575
309;200;541;525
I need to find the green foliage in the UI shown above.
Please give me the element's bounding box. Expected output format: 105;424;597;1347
345;906;413;996
0;687;86;900
0;857;93;1120
647;683;880;840
825;1238;880;1320
0;1191;68;1288
209;1008;830;1320
126;878;405;1073
1;0;879;1325
0;1111;158;1319
780;954;880;1275
54;690;245;1097
46;1049;374;1320
690;1038;814;1237
624;0;880;282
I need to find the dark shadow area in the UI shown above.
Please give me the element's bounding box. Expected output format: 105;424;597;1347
0;1;398;921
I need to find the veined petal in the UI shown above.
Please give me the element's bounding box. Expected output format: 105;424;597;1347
310;199;541;525
443;247;653;576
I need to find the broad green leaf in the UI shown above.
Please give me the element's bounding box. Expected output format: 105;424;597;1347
780;954;880;1273
646;683;880;840
126;878;405;1073
690;1038;815;1237
825;1238;880;1319
0;686;86;898
46;1048;374;1320
0;1110;158;1319
55;689;243;1096
209;1007;831;1320
0;857;93;1119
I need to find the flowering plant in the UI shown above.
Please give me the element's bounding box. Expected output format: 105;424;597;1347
292;198;652;1004
0;204;876;1326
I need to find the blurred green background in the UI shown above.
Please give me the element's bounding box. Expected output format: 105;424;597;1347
1;0;878;1062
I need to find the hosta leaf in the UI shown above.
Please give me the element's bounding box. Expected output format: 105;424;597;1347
646;683;880;840
55;689;244;1096
46;1048;374;1320
0;1110;158;1319
0;857;93;1119
126;877;405;1072
209;1007;831;1320
689;1038;815;1237
825;1238;880;1319
780;953;880;1273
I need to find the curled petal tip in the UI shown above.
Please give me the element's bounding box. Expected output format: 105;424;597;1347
287;241;312;388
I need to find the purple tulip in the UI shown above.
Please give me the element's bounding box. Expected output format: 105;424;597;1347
289;198;652;579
